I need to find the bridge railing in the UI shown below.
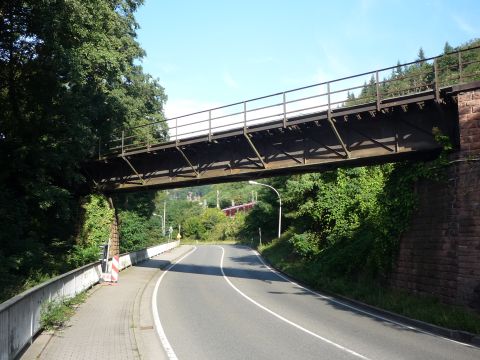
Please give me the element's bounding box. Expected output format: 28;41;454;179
99;45;480;158
0;240;180;360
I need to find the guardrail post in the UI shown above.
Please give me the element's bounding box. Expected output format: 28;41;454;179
121;131;124;155
434;58;440;102
208;110;212;142
283;92;287;128
375;70;381;111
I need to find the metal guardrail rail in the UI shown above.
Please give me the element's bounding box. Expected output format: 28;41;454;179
99;45;480;158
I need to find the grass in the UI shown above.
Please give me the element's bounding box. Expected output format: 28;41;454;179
259;238;480;335
40;291;88;331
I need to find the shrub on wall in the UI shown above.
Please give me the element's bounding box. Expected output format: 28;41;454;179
67;194;114;267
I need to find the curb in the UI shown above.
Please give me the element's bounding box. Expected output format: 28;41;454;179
255;248;480;348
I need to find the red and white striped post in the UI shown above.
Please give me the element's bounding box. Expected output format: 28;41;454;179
111;255;119;283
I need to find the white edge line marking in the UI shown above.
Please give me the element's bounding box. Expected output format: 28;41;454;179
217;246;372;360
248;247;475;349
152;246;198;360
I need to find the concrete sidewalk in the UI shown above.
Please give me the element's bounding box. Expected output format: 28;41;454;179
21;245;194;360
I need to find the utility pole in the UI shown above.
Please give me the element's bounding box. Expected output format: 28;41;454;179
216;190;220;209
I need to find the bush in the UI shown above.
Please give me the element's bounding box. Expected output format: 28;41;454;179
67;194;114;267
288;231;320;259
118;210;149;253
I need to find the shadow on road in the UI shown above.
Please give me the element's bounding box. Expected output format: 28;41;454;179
136;244;454;340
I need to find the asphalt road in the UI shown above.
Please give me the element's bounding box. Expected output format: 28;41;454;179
154;245;480;360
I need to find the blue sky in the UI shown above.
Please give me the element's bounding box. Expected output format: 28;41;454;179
135;0;479;119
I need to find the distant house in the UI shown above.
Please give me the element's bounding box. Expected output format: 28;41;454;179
222;202;256;217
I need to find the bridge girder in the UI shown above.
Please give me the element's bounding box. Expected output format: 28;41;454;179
85;89;459;193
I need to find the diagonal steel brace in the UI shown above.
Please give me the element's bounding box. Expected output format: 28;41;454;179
176;145;199;176
121;156;146;185
243;133;267;169
327;111;350;158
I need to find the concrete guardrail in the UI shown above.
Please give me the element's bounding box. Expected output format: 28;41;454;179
0;240;180;360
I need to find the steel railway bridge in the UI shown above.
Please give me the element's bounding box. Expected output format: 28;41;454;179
84;46;480;192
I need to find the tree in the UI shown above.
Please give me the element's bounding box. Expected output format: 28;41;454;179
0;0;167;301
395;60;403;76
443;41;453;54
417;47;426;62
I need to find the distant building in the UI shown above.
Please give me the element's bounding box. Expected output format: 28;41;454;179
222;202;256;217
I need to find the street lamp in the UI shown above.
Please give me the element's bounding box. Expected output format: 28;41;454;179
248;180;282;239
152;213;164;237
153;201;166;237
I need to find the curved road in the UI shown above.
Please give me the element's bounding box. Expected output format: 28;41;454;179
154;245;479;360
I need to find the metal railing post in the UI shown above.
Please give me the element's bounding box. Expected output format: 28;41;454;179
375;70;381;111
175;118;178;143
208;110;212;142
121;131;124;155
458;51;463;83
327;82;331;116
434;58;440;102
283;92;287;128
243;101;247;133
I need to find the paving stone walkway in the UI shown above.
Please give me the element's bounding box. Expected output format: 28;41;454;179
21;245;193;360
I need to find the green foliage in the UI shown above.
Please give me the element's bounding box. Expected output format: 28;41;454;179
0;1;166;301
77;195;114;247
118;210;149;253
251;154;452;283
288;232;320;259
67;194;113;267
183;217;207;239
40;292;87;331
182;207;245;241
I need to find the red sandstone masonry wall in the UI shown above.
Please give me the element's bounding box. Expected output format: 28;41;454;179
391;89;480;310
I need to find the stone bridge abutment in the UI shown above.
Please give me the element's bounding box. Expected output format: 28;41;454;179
392;86;480;310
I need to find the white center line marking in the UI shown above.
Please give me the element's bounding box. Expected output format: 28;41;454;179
217;246;372;360
152;246;197;360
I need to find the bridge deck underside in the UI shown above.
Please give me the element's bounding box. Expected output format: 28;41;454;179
86;92;458;192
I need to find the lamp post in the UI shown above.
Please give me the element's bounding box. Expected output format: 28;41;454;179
248;180;282;239
153;213;164;237
163;201;166;237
